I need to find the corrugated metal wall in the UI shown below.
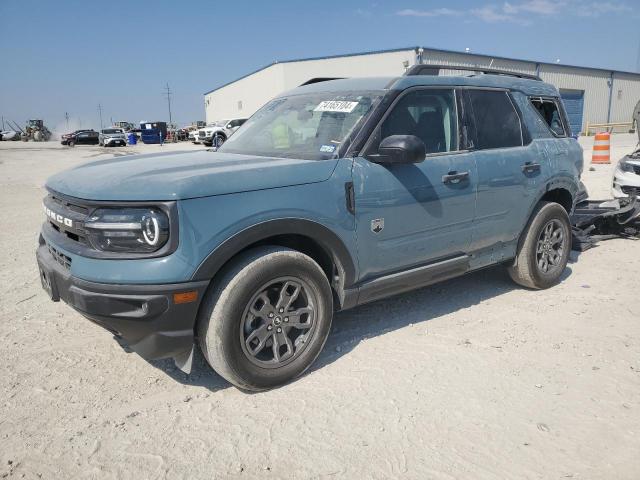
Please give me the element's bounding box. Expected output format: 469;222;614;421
610;72;640;126
204;48;640;133
422;49;537;75
282;50;414;90
538;65;611;130
204;63;285;123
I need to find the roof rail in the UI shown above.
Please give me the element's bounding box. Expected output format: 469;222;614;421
299;77;345;86
404;64;542;81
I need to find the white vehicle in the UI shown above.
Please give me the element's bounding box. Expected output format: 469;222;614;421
612;149;640;198
0;130;20;141
99;128;127;147
197;118;247;147
189;128;201;144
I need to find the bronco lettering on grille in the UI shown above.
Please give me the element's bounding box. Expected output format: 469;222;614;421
43;205;73;227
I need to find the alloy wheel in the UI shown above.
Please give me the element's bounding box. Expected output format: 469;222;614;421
536;219;565;274
240;277;317;368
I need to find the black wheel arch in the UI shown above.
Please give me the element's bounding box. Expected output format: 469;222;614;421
191;218;356;307
512;181;575;264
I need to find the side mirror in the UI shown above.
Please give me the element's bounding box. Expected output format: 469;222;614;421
370;135;426;164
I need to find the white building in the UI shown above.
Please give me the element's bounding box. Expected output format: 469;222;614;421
204;46;640;135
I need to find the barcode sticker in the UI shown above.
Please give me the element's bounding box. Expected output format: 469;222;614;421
314;101;359;113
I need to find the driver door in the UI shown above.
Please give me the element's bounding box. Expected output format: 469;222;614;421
353;87;478;282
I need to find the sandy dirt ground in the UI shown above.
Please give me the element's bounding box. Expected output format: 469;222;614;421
0;136;639;479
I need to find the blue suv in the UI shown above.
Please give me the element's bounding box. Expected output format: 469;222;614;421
37;66;583;390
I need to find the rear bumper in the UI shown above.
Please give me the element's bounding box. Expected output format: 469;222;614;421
36;243;209;361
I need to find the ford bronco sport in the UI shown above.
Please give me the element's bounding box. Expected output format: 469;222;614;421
37;65;582;391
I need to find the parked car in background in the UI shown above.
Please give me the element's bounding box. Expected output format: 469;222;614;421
37;69;582;391
99;128;127;147
198;118;247;147
0;130;20;141
61;129;99;146
189;128;201;144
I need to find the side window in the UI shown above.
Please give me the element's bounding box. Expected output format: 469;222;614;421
467;90;523;150
374;89;458;155
530;97;566;137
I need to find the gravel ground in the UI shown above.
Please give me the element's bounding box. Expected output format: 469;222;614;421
0;136;639;479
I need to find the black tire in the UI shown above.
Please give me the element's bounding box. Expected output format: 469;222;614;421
212;133;226;148
508;201;571;289
197;246;333;391
67;140;75;147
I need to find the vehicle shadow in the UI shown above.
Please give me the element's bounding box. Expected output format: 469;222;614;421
149;264;573;391
310;264;572;373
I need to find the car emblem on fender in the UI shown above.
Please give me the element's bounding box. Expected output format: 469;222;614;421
371;218;384;234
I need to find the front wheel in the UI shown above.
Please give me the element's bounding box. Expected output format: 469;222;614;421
508;201;571;289
197;246;333;391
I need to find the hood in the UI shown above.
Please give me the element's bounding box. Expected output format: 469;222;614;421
46;150;338;201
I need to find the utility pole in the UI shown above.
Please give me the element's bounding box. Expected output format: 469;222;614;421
164;83;173;127
65;112;69;130
636;33;640;73
98;104;104;130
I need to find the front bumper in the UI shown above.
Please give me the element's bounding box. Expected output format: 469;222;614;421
612;167;640;198
36;242;209;363
103;137;126;146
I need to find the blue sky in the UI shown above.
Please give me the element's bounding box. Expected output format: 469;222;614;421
1;0;638;132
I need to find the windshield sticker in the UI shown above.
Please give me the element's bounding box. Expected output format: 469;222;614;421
319;144;336;153
314;101;359;113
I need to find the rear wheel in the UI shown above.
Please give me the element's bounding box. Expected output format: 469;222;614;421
197;246;333;391
508;201;571;289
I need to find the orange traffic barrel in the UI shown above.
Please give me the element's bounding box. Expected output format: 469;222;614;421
591;132;610;164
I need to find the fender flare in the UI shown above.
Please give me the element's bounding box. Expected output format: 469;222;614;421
190;218;357;287
516;178;577;247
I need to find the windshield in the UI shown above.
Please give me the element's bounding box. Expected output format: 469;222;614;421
102;129;123;134
219;90;383;160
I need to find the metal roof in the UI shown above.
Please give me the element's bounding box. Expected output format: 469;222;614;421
204;45;640;96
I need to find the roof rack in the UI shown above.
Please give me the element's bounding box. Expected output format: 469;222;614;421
404;64;542;81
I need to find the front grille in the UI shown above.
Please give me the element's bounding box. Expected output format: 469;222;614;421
49;193;89;215
44;192;90;245
47;243;72;269
621;186;640;196
198;131;206;138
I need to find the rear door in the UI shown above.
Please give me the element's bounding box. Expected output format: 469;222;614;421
353;87;478;281
464;89;540;251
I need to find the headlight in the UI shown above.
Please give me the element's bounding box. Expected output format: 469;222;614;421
84;208;169;253
618;159;634;173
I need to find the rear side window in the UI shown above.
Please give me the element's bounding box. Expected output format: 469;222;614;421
467;90;523;150
530;97;566;137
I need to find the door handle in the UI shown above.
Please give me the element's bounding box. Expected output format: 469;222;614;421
442;171;470;185
522;162;541;173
